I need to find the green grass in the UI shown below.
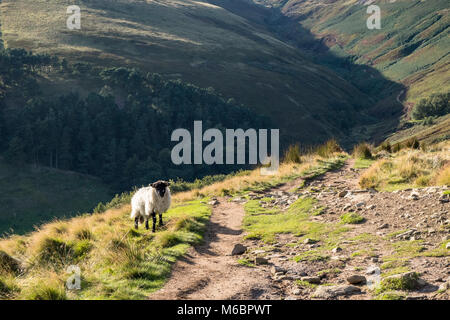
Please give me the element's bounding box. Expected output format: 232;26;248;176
354;158;375;169
295;279;319;289
0;199;211;300
292;0;450;104
80;199;211;299
0;160;112;236
376;291;406;300
381;267;411;278
294;250;329;263
380;239;437;272
237;258;255;268
243;197;317;242
0;276;18;299
340;212;365;224
375;272;420;294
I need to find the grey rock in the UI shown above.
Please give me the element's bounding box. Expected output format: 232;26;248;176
231;244;247;255
303;238;318;244
378;223;389;229
438;282;449;291
300;276;321;284
254;257;269;265
331;247;342;253
347;275;366;285
271;265;286;275
409;192;420;200
366;266;380;275
356;202;365;208
208;199;219;206
313;285;361;299
338;190;348;198
292;288;301;295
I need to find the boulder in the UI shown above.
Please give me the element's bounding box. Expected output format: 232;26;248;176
254;257;269;265
271;265;286;275
300;276;321;284
231;244;247;255
346;275;366;285
313;285;361;299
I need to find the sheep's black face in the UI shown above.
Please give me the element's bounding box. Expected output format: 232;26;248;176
151;180;170;198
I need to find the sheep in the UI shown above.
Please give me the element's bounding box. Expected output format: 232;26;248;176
130;180;171;232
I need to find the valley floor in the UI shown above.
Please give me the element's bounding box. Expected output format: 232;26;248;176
151;160;449;300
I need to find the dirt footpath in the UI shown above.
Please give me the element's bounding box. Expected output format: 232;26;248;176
149;199;279;299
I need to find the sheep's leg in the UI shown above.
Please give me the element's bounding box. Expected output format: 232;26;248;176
145;218;149;230
134;217;139;229
151;212;157;233
159;213;163;226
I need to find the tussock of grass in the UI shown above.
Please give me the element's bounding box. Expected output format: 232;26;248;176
340;212;365;224
375;272;420;294
359;141;450;190
0;199;211;299
435;164;450;186
315;139;342;158
0;276;19;299
22;277;67;300
0;251;22;275
283;145;302;163
353;143;373;160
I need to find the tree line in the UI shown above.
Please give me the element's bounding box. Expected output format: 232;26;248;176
0;49;267;192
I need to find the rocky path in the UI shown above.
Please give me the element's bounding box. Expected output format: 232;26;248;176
149;199;279;299
151;159;449;300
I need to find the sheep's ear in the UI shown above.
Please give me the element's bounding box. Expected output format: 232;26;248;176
150;182;156;188
165;181;170;187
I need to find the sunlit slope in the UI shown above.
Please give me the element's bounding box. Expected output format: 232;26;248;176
254;0;449;103
0;0;373;144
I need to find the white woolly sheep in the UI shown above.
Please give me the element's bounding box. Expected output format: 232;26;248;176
130;180;171;232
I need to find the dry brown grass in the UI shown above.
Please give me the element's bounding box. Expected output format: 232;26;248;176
174;157;320;202
434;164;450;186
359;141;450;190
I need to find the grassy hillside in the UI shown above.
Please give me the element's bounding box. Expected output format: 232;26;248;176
0;0;397;145
0;160;111;236
0;146;346;299
253;0;449;104
0;138;448;299
385;114;450;146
